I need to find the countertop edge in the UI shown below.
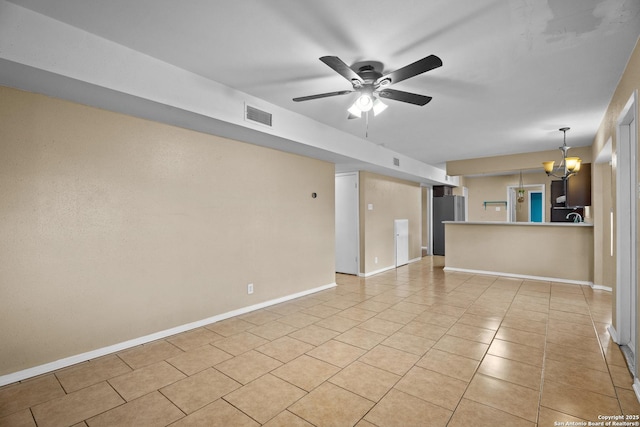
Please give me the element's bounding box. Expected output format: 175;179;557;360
443;221;594;227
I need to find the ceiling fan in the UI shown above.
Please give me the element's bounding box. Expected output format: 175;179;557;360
293;54;443;119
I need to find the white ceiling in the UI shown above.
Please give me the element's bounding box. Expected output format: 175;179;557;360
3;0;640;172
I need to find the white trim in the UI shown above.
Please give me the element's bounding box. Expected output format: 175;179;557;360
359;257;421;277
428;186;433;257
633;377;640;404
506;184;546;223
359;265;395;277
615;90;638;366
609;324;620;343
0;282;336;387
591;284;613;292
443;267;594;287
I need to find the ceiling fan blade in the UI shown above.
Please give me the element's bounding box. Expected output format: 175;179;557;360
376;55;442;86
320;56;364;85
293;90;353;102
378;89;433;106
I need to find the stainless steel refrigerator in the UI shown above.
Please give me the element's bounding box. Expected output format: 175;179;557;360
433;195;465;255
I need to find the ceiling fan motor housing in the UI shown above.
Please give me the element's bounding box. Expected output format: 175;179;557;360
355;64;382;84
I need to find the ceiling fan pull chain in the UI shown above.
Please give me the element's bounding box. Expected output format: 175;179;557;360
365;111;369;138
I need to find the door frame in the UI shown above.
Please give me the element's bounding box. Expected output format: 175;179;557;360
506;184;546;222
615;90;638;376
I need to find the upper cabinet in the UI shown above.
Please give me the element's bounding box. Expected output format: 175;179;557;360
550;163;591;222
567;163;591;207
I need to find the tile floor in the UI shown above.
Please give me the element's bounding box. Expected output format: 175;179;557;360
2;256;640;426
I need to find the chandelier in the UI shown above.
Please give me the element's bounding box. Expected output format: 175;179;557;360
542;127;581;180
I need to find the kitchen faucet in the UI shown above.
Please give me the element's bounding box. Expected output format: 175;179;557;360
566;212;583;223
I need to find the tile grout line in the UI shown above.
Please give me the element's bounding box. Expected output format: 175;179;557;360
582;284;626;414
535;280;552;426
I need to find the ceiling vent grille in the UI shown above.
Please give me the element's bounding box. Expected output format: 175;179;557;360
393;157;400;167
245;105;272;127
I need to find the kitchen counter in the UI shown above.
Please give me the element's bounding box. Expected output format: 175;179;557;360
445;221;593;227
443;221;593;284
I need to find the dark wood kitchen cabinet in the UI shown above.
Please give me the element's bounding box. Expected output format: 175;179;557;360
566;163;591;207
550;163;590;222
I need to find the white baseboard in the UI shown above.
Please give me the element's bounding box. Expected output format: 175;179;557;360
359;257;421;277
0;282;337;387
591;283;614;292
634;377;640;404
608;324;620;344
359;265;395;277
442;266;595;287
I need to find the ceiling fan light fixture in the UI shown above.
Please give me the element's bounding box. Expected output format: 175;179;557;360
356;93;373;112
373;98;388;116
347;102;362;118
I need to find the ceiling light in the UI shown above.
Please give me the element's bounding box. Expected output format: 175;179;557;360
347;103;362;118
356;93;373;112
373;99;388;116
543;127;581;180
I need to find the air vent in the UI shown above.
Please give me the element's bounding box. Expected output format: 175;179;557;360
245;105;272;127
393;157;400;167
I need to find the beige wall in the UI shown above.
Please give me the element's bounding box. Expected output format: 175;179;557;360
0;86;336;376
590;39;640;344
447;146;592;176
592;161;615;289
445;223;594;283
359;172;421;274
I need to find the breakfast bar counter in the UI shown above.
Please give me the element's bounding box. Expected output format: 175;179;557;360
443;221;594;284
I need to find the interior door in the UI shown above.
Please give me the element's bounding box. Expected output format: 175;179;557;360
335;173;359;275
395;219;409;267
529;191;543;222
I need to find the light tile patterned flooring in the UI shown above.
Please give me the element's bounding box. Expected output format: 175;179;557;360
2;256;640;426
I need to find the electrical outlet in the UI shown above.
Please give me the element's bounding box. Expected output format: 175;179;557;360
247;283;254;295
374;257;378;264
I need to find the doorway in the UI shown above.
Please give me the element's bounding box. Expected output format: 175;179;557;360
395;219;409;267
529;191;543;222
335;172;359;275
615;91;638;374
507;184;546;222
